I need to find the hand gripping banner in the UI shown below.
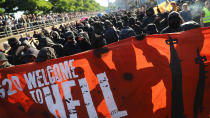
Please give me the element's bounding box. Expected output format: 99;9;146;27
0;27;210;118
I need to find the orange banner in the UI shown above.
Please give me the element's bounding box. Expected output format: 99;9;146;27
0;27;210;118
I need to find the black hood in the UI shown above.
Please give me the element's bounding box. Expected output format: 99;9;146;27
168;11;182;29
8;38;20;48
36;47;56;62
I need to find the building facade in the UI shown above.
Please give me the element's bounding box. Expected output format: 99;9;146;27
115;0;128;9
115;0;148;9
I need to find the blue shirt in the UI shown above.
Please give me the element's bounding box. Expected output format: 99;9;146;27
180;10;192;22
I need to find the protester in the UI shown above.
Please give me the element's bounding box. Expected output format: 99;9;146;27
129;17;143;35
91;21;107;48
146;23;159;34
119;24;136;40
161;11;184;33
142;7;157;28
104;20;119;44
34;33;55;50
36;47;56;62
7;37;22;65
17;46;39;64
77;29;92;51
51;31;65;45
63;31;81;56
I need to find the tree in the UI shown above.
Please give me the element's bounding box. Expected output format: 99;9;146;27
0;0;103;14
0;0;52;14
82;0;102;11
0;0;19;13
49;0;76;12
18;0;52;14
0;0;5;4
74;0;83;11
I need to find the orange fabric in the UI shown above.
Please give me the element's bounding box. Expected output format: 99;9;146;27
0;27;210;118
154;1;178;14
154;1;172;14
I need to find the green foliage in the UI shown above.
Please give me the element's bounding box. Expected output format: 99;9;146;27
0;0;103;14
51;0;103;12
0;0;5;4
0;8;4;14
51;0;76;12
82;0;103;11
19;0;52;14
0;0;19;13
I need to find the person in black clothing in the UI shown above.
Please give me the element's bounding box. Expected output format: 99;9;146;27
137;12;145;23
161;11;184;34
104;20;119;44
63;31;81;56
157;12;169;31
119;22;136;40
36;47;56;62
91;21;107;48
129;17;143;35
77;29;92;51
52;25;61;34
34;33;55;50
142;7;157;28
146;23;159;35
7;38;22;65
51;31;65;45
116;21;124;31
17;46;39;64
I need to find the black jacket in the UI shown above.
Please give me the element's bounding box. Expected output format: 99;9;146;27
104;26;119;44
91;32;107;49
63;41;81;56
119;26;136;40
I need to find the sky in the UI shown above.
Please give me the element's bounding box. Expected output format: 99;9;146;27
95;0;116;7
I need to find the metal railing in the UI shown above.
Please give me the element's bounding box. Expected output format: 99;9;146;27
0;13;95;39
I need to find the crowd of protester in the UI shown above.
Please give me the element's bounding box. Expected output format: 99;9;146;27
0;0;209;68
0;12;95;36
